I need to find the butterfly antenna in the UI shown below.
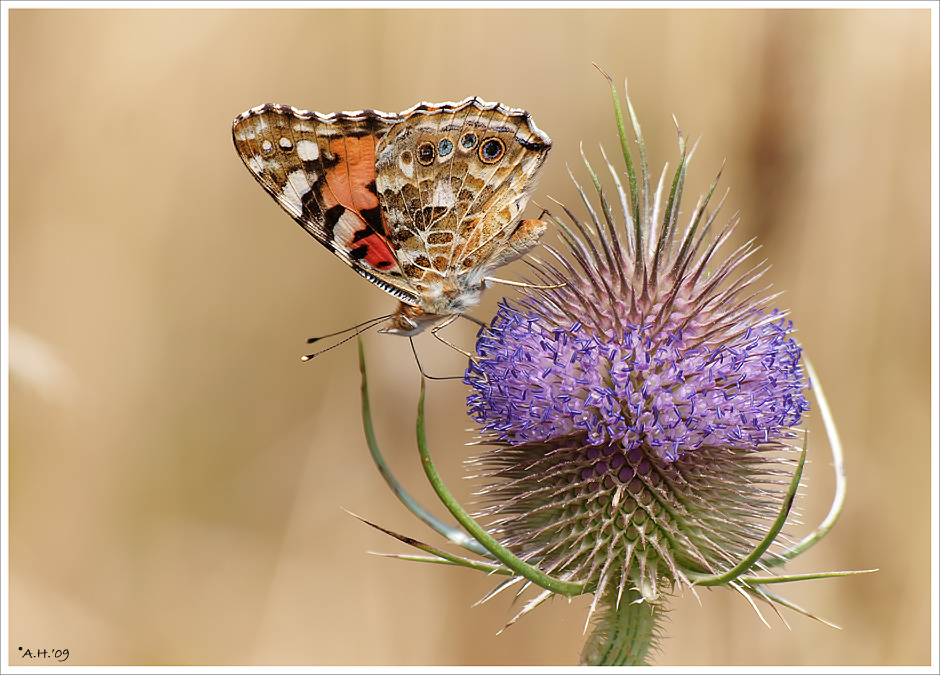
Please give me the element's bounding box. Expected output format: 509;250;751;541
301;315;391;362
305;315;392;344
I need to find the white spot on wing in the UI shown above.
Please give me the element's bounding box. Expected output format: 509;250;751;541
333;209;365;251
431;180;455;208
247;157;264;174
395;247;422;265
281;170;311;215
233;118;268;141
397;153;414;178
296;140;319;161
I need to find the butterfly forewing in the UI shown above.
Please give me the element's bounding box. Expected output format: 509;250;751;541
233;97;551;335
232;105;420;304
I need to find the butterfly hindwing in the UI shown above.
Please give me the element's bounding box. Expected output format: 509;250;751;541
373;99;551;291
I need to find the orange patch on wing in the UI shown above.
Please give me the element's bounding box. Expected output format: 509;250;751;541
325;136;380;213
321;135;398;274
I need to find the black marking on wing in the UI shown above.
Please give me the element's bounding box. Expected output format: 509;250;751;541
516;136;550;151
349;245;369;261
360;205;385;237
301;189;322;224
351;226;373;244
324;204;346;232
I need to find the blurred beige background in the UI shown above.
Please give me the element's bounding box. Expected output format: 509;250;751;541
8;7;932;667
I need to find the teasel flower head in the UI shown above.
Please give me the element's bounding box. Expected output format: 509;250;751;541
358;70;860;667
462;74;812;663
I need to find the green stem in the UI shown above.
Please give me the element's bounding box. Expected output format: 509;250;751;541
762;354;846;566
691;441;807;586
580;588;662;666
358;338;487;555
415;377;587;598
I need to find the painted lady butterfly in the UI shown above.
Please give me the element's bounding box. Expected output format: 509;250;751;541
232;97;551;341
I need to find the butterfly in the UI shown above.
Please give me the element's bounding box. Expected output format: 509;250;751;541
232;97;552;345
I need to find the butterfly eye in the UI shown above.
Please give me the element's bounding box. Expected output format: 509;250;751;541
438;139;453;157
479;137;505;164
460;132;477;149
417;142;436;165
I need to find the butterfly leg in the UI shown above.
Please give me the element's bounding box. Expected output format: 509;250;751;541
461;314;488;329
408;337;465;381
430;314;472;359
483;276;566;291
429;316;493;385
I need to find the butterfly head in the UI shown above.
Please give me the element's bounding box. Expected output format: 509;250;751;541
379;302;446;337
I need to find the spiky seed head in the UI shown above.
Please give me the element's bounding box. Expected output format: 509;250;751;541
464;100;810;624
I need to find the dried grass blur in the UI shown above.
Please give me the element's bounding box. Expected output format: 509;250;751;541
7;7;933;667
